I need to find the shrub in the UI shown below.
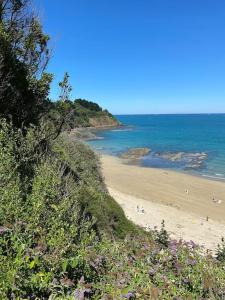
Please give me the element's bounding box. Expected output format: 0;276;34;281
216;238;225;262
154;220;170;248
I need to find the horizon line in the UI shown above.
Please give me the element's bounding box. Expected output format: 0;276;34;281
114;112;225;116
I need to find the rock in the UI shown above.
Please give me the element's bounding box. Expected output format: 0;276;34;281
121;148;151;159
155;151;207;161
185;163;202;169
155;152;185;161
154;151;208;169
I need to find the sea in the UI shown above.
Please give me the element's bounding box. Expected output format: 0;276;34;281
87;114;225;181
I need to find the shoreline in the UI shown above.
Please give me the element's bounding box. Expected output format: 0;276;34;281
124;156;225;184
67;124;124;141
101;154;225;251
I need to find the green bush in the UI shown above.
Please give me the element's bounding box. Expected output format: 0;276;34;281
0;121;137;298
216;238;225;262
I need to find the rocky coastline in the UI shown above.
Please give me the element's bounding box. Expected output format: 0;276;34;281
67;124;125;141
154;151;208;169
119;148;208;171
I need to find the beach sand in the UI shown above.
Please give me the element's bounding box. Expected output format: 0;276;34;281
101;154;225;251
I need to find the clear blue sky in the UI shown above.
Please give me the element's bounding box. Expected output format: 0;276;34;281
35;0;225;114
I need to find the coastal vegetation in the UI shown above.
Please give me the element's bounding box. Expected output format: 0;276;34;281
47;98;120;130
0;1;225;299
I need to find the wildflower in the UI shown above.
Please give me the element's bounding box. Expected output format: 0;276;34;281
182;278;190;285
143;243;148;250
79;276;85;284
186;258;196;266
169;240;179;256
123;291;135;299
90;255;104;270
174;261;182;274
189;240;197;249
74;288;91;300
60;277;74;287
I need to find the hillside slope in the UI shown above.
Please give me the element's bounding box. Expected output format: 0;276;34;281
48;99;120;130
1;123;225;299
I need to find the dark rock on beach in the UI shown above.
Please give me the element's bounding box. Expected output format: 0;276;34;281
121;147;151;159
154;151;208;169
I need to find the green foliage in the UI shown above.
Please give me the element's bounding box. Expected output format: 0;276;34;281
46;98;119;131
91;237;225;299
0;122;138;298
154;220;170;247
0;0;52;127
216;238;225;262
59;72;72;103
0;120;23;225
0;122;225;299
0;122;96;297
53;135;137;238
75;99;102;112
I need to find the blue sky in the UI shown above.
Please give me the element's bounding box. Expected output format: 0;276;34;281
35;0;225;114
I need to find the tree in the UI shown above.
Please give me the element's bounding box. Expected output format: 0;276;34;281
75;99;102;112
0;0;52;127
59;72;72;103
54;72;74;132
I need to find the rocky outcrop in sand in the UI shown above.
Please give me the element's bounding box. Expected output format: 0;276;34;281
121;148;151;159
154;151;208;169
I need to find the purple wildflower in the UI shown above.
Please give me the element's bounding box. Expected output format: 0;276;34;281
143;243;148;250
123;291;135;299
79;276;85;284
74;288;91;300
183;278;190;284
174;261;182;274
161;275;168;281
186;259;196;266
0;226;10;235
189;240;198;249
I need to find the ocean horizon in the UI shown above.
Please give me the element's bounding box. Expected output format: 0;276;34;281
115;113;225;116
88;113;225;180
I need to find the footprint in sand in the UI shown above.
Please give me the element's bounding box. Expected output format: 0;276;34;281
176;224;183;229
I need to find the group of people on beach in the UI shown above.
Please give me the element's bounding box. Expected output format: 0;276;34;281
135;188;222;229
136;205;145;214
186;189;222;205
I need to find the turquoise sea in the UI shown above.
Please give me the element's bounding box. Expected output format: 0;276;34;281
88;114;225;180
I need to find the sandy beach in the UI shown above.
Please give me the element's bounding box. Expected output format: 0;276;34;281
101;154;225;251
